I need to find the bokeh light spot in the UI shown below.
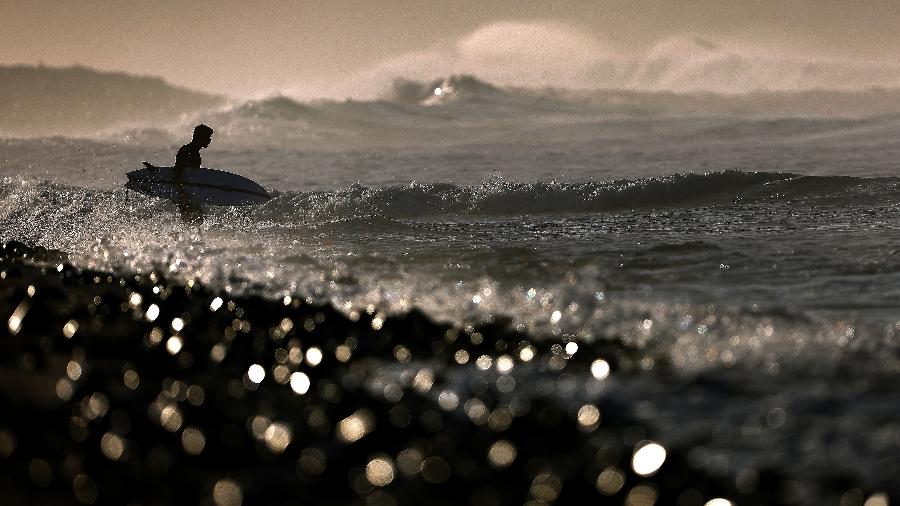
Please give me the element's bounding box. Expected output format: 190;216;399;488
100;432;125;461
290;371;311;394
248;364;265;384
182;426;206;455
632;441;666;476
264;423;292;453
366;456;395;486
591;359;610;380
596;468;625;495
487;440;516;468
213;479;243;506
337;410;375;443
165;336;183;355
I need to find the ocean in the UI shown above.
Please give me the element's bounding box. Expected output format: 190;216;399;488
2;73;899;503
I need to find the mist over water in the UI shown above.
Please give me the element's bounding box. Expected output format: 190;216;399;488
302;22;900;100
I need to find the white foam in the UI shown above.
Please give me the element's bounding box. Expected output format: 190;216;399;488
311;23;900;100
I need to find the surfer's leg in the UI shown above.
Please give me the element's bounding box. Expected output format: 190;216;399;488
193;205;205;226
178;202;204;225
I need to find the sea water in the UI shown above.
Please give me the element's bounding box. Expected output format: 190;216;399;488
2;76;899;500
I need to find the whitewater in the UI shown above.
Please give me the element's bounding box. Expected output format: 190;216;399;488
2;66;900;502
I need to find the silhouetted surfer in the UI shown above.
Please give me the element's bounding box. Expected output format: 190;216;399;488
173;124;214;224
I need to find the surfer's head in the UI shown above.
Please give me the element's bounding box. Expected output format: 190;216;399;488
192;124;214;148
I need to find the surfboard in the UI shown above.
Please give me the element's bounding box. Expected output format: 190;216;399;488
125;162;271;206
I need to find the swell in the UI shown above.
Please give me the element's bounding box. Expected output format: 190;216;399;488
252;171;898;221
2;172;897;230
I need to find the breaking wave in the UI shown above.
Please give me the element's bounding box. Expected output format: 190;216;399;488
135;75;900;150
1;170;897;378
331;24;900;99
4;172;896;232
257;171;800;220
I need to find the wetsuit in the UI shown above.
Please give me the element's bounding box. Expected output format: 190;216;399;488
175;143;202;168
174;143;204;224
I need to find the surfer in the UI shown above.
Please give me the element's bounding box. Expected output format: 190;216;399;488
173;124;214;224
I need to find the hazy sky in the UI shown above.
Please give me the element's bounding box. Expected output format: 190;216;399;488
3;0;899;96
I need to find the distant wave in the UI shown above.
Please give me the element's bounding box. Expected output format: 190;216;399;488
6;64;900;141
221;75;900;118
332;24;900;99
620;36;900;93
170;76;900;149
5;26;900;139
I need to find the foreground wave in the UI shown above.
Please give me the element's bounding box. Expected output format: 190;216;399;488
0;243;896;504
5;170;896;224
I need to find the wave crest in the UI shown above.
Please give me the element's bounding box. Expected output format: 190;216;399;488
330;25;900;101
248;171;897;222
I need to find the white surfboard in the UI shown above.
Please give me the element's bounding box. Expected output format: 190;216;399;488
125;162;271;206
